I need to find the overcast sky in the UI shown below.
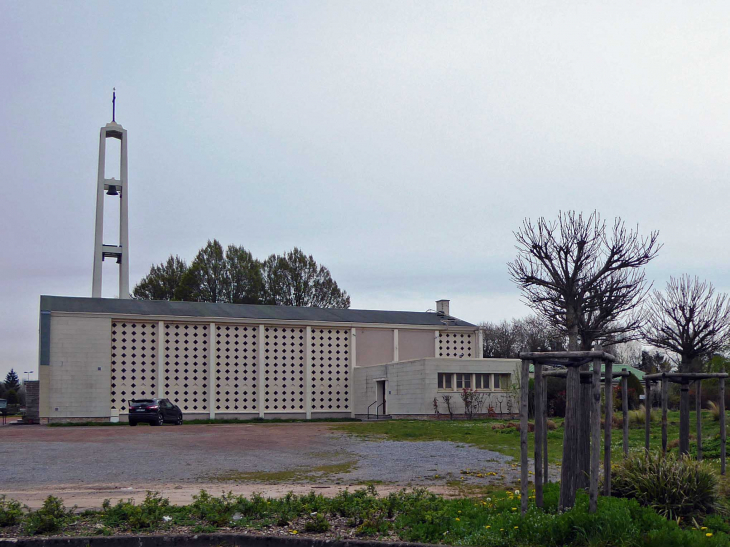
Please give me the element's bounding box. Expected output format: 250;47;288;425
2;1;729;380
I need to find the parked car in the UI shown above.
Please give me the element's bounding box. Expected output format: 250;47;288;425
128;398;183;426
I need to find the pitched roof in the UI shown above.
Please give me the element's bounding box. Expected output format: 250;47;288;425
40;295;476;327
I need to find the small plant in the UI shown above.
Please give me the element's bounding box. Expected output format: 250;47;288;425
190;490;239;526
460;388;486;419
0;495;24;527
707;400;721;421
611;451;721;520
304;513;330;533
441;395;454;420
24;496;73;535
101;492;170;530
432;397;440;416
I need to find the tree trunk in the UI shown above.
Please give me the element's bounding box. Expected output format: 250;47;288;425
559;365;581;510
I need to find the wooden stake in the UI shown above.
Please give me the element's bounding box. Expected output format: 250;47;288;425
679;382;690;456
720;378;726;475
520;359;530;514
696;380;702;461
645;380;651;451
603;360;613;497
543;379;548;485
589;357;601;513
534;362;544;508
622;375;629;457
661;376;668;455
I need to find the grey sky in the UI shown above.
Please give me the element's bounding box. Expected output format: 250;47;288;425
2;1;729;380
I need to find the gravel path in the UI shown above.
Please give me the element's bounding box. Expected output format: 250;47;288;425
0;423;560;505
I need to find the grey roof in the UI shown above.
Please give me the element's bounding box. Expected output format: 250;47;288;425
40;296;475;327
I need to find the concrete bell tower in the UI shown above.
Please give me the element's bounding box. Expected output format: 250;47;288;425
92;89;130;299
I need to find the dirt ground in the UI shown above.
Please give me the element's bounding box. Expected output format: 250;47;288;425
0;423;545;509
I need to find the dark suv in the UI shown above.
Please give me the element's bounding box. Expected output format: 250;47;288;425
128;398;183;426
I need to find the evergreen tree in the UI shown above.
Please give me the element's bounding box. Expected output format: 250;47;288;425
4;369;20;392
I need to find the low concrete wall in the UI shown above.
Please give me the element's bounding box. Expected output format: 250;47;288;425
1;533;434;547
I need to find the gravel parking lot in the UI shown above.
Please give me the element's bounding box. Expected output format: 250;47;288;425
0;423;551;509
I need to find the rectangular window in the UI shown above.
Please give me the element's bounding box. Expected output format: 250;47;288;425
497;373;511;390
438;373;452;390
456;373;471;389
475;373;491;390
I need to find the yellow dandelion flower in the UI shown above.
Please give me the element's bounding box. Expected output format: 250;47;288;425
485;525;491;529
512;507;517;511
701;527;708;530
707;533;713;537
455;518;460;521
514;526;519;529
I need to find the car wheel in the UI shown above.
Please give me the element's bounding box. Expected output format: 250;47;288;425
175;414;183;426
129;421;138;427
153;414;164;426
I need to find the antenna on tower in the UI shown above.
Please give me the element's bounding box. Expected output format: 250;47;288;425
112;88;116;122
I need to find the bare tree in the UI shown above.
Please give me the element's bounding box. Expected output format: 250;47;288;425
642;275;730;372
508;211;660;507
508;211;661;350
481;316;566;358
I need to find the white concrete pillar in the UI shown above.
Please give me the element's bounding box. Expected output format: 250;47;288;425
258;324;265;418
305;326;312;419
208;323;216;419
393;329;399;362
156;321;164;398
350;328;356;418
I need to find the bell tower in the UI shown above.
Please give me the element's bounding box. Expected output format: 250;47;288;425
92;89;129;298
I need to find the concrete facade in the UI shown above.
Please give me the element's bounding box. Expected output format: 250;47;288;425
38;297;515;423
354;358;520;418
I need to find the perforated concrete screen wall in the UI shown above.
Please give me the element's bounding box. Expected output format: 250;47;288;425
310;328;350;412
438;331;475;358
110;321;157;410
215;325;257;412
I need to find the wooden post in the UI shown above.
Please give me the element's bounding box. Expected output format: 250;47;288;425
645;380;651;451
520;359;530;514
603;360;613;496
720;378;726;475
543;378;548;485
661;376;668;454
534;362;544;508
589;357;601;513
622;375;629;457
679;381;690;456
559;365;581;511
696;380;702;461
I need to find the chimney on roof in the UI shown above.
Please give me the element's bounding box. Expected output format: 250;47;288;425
436;299;450;316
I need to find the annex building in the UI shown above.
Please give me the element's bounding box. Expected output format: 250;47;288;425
37;296;519;423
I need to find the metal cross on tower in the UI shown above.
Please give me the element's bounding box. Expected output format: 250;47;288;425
91;89;129;298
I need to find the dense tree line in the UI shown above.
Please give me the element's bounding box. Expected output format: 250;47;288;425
133;241;351;309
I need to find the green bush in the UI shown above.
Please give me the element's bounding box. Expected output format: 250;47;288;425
304;513;330;533
611;451;721;520
0;495;25;527
101;491;170;530
24;496;73;535
189;490;239;527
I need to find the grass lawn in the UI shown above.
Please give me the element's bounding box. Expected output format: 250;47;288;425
335;411;729;468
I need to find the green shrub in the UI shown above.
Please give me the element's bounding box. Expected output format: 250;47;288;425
304;513;330;533
101;492;170;530
611;451;721;520
0;495;24;527
24;496;73;535
189;490;239;527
